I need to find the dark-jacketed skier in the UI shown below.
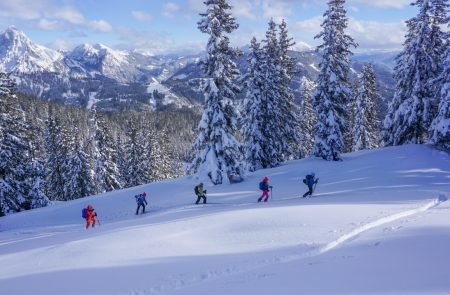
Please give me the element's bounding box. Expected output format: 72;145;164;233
302;173;319;198
194;183;207;204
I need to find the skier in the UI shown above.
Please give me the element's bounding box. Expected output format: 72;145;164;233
135;192;148;215
258;176;272;202
302;172;319;198
194;182;207;204
84;204;97;229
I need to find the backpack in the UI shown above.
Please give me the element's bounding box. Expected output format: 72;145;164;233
305;174;314;186
82;208;87;219
137;195;145;204
259;181;265;190
195;185;200;195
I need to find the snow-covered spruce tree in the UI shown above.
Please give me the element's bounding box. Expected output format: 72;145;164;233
429;33;450;150
115;134;127;186
62;129;93;200
352;64;382;151
124;118;148;187
277;19;300;159
241;37;267;172
0;73;28;214
429;0;449;115
147;128;173;181
255;19;294;167
91;109;121;193
44;110;67;200
313;0;357;161
384;0;447;145
188;0;243;184
297;77;317;159
20;115;49;210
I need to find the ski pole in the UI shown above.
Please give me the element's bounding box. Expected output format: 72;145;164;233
313;178;319;194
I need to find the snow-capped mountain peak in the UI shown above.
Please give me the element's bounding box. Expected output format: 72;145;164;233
0;26;63;73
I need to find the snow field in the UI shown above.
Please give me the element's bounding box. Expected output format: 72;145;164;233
0;144;449;295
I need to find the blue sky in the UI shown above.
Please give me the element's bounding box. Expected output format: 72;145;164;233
0;0;418;54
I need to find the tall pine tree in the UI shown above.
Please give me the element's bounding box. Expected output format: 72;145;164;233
429;29;450;150
241;37;267;171
0;73;28;214
352;64;381;151
313;0;357;161
297;77;317;159
384;0;447;145
188;0;243;184
91;109;121;193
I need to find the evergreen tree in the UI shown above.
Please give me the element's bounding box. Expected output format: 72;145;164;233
62;129;93;200
148;128;173;181
91;109;121;193
297;77;317;158
188;0;243;184
23;160;49;209
384;0;447;145
124;118;148;187
277;19;300;159
44;111;66;200
429;0;449;115
0;73;28;214
429;34;450;150
115;134;127;186
313;0;357;161
352;64;382;151
241;37;267;172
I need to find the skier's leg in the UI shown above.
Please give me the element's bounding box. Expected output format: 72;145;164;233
263;190;269;202
195;196;201;204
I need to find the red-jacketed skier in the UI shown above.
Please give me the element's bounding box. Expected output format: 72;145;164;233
258;176;272;202
83;204;97;229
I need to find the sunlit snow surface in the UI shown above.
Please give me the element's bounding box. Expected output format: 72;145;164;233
1;145;449;295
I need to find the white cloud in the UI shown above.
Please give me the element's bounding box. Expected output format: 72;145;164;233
131;10;153;22
0;0;44;19
46;38;75;51
348;0;411;8
0;0;113;33
187;0;204;13
295;16;323;33
295;15;406;50
262;0;292;22
229;0;257;20
88;20;113;32
35;18;61;30
162;2;181;18
49;6;85;25
348;18;406;50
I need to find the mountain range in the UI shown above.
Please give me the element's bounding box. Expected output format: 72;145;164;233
0;26;396;112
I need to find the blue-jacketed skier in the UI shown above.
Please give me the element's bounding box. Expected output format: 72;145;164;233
302;173;319;198
135;192;148;214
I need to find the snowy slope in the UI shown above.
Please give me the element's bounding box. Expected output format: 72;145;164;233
0;26;65;73
0;145;449;295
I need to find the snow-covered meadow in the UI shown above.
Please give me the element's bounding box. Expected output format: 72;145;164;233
1;144;449;295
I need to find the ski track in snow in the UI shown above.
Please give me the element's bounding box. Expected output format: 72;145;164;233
121;195;448;295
